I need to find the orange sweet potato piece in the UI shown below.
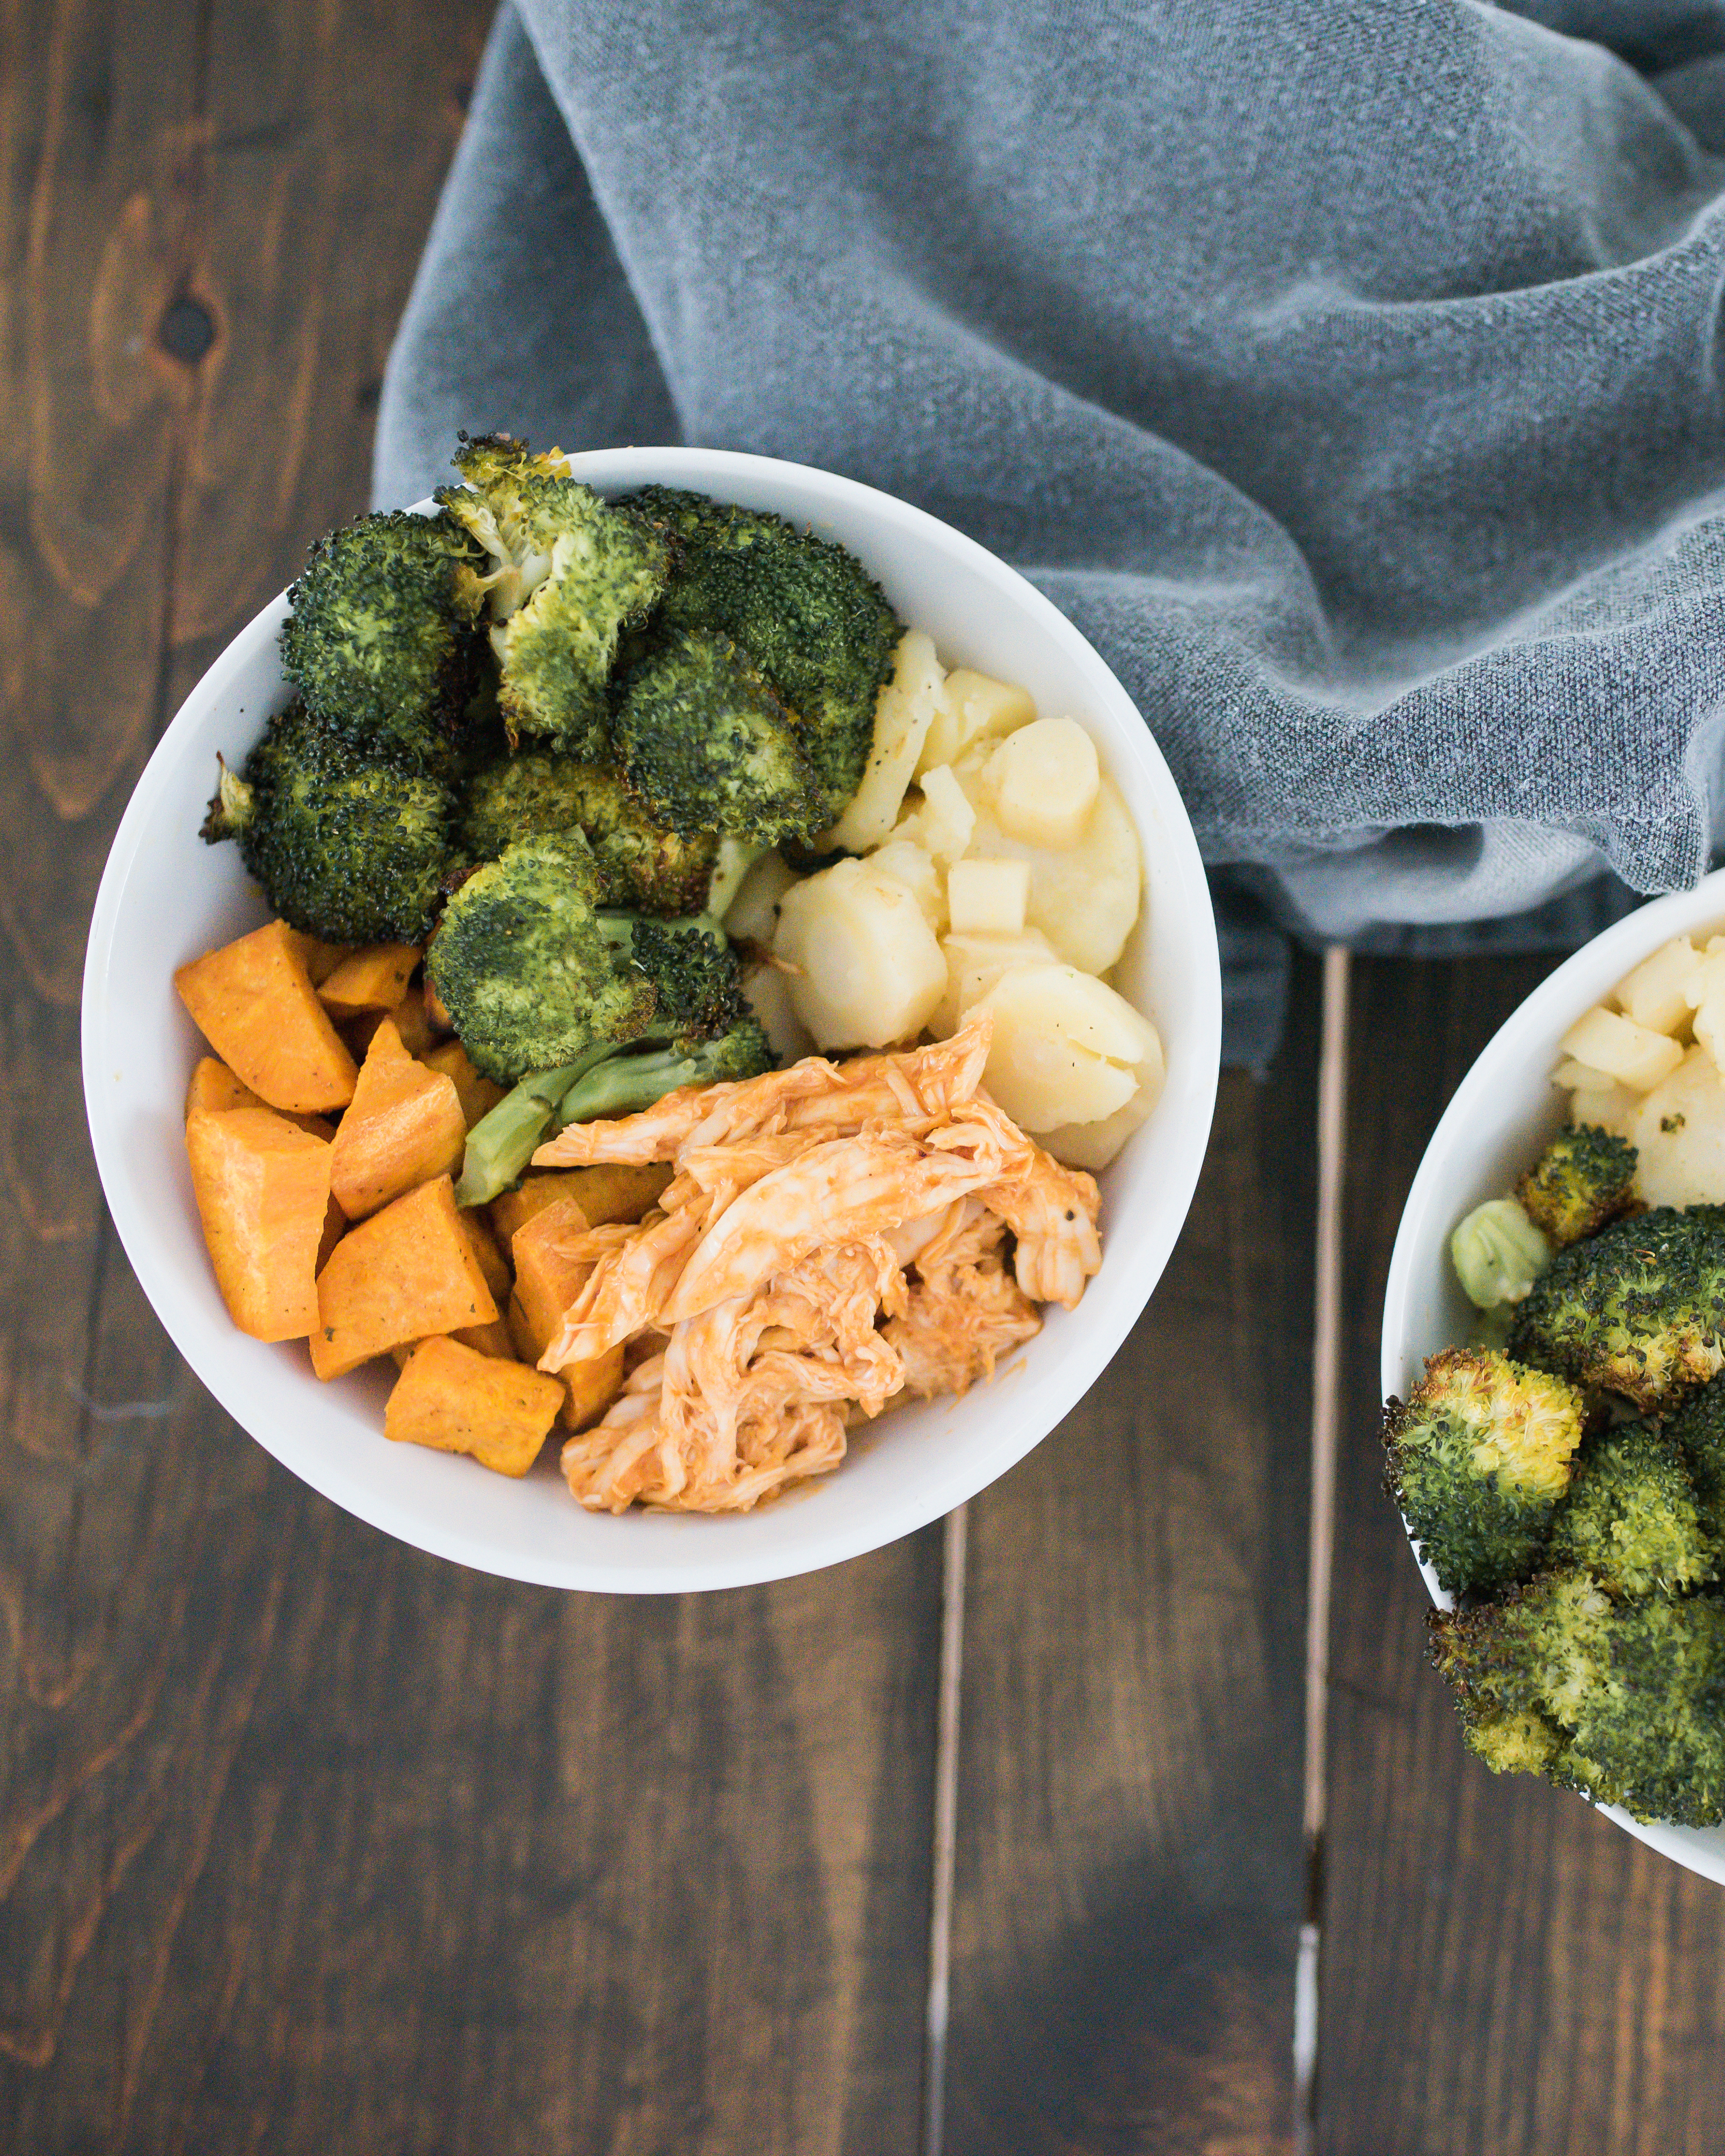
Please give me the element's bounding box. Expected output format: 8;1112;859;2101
316;1195;345;1273
185;1106;333;1341
317;943;421;1016
185;1058;334;1138
506;1197;624;1431
384;1336;565;1477
176;921;357;1113
328;1016;466;1220
555;1342;625;1433
420;1039;506;1130
389;1317;515;1370
310;1175;498;1379
458;1211;512;1302
282;931;353;986
489;1163;671;1247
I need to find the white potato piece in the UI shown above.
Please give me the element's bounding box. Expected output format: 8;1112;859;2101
952;767;1142;975
1568;1082;1640;1135
916;668;1036;775
947;858;1030;935
743;962;817;1066
893;763;976;866
825;631;948;853
869;838;946;936
1041;1037;1167;1170
1626;1045;1725;1207
723;850;798;945
933;927;1058;1037
985;717;1100;851
1553;1057;1614;1090
1557;1004;1684;1092
1697;987;1725;1075
774;857;947;1050
1613;935;1702;1035
970;963;1157;1131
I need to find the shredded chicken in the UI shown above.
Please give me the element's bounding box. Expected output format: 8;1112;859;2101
536;1016;1103;1514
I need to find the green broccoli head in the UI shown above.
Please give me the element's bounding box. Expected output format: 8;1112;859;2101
278;509;485;767
437;436;671;757
617;915;751;1045
458;751;716;914
1515;1123;1639;1248
424;830;657;1082
1509;1206;1725;1410
1383;1346;1586;1596
1546;1420;1716;1598
621;486;901;823
1665;1374;1725;1541
200;703;454;944
612;628;825;846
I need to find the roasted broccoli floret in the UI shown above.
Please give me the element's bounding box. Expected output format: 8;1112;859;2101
551;1018;773;1129
612;629;825;846
1546;1421;1715;1597
458;752;716;913
438;435;670;756
278;509;485;767
1516;1123;1639;1247
425;831;658;1082
1384;1346;1586;1596
1509;1205;1725;1410
1431;1571;1725;1826
622;486;901;822
200;703;453;944
1666;1374;1725;1542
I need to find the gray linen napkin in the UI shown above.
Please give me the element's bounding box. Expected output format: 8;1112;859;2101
374;1;1725;1067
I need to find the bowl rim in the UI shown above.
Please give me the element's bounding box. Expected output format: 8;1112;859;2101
1380;864;1725;1878
82;446;1223;1591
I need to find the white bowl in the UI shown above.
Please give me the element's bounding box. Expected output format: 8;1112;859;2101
83;448;1221;1593
1381;866;1725;1880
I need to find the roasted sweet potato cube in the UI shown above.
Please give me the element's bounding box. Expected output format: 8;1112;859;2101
507;1197;594;1358
454;1316;516;1359
328;1016;466;1220
316;1194;345;1273
310;1175;498;1379
282;931;353;986
490;1163;671;1246
176;920;357;1114
185;1106;333;1341
317;943;421;1016
555;1342;625;1433
458;1211;512;1302
385;1336;564;1476
185;1058;333;1138
419;1039;506;1130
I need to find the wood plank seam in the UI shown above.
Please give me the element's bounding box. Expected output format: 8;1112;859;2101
922;1502;968;2156
1295;945;1350;2153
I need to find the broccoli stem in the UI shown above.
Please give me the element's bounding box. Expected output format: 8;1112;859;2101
554;1039;737;1129
454;1046;616;1207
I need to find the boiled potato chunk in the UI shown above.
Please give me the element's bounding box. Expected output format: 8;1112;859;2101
893;763;975;866
952;768;1141;976
933;927;1058;1037
917;668;1036;774
743;959;818;1065
868;838;945;935
1614;936;1702;1035
1627;1045;1725;1207
947;857;1029;935
723;850;797;945
774;857;947;1049
970;963;1156;1131
985;718;1100;850
1040;1038;1167;1170
826;632;949;853
1559;1004;1684;1091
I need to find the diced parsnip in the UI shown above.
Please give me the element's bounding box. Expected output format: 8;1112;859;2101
970;963;1157;1132
1627;1044;1725;1206
774;856;947;1050
723;850;798;945
185;1106;333;1341
933;928;1058;1038
826;631;949;853
175;919;358;1115
868;839;945;935
317;943;421;1016
1613;936;1702;1035
385;1336;565;1478
916;668;1036;775
952;768;1142;976
947;857;1030;935
1040;1037;1167;1170
1557;1005;1684;1092
893;763;975;866
743;960;818;1065
984;717;1100;851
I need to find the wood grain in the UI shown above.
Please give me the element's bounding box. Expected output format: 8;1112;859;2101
941;962;1321;2156
1321;953;1725;2156
0;2;942;2150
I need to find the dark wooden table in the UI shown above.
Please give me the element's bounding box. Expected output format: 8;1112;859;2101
8;6;1724;2149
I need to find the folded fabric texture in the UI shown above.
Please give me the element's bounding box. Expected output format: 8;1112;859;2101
374;0;1725;1066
